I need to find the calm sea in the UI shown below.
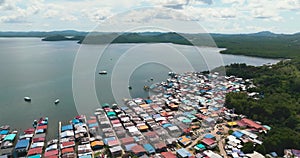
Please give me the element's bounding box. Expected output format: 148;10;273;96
0;38;280;138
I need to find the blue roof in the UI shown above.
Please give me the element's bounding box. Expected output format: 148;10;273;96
232;131;243;138
145;99;153;104
162;123;173;128
88;123;98;128
125;143;137;151
143;144;155;154
79;155;92;158
270;152;278;157
152;114;161;118
120;106;128;111
28;154;41;158
204;134;215;139
72;119;80;124
104;137;116;145
15;139;30;149
61;125;73;132
0;130;9;135
176;148;192;157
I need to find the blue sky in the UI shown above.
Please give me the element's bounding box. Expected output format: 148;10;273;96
0;0;299;33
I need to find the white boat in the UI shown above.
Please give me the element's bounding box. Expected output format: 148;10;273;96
54;99;60;104
24;97;31;102
99;71;107;74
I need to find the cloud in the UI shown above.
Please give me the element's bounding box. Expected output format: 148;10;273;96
60;15;78;21
196;0;213;5
82;7;113;22
276;0;300;10
0;0;299;33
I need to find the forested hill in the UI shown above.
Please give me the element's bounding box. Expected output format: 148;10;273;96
1;31;300;59
224;58;300;156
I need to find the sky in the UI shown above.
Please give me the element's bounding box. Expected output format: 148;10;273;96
0;0;299;33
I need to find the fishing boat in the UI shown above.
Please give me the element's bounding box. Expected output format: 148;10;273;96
98;71;107;74
54;99;60;104
24;97;31;102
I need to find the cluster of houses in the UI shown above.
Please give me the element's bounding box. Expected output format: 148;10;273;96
58;115;101;158
1;72;296;158
86;72;257;157
0;125;17;157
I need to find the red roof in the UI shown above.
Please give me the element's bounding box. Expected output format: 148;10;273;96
241;118;263;129
236;120;247;127
120;137;134;145
111;120;120;124
62;147;74;154
108;140;119;147
27;147;43;156
24;128;35;134
33;137;45;143
154;142;167;149
161;151;176;158
144;131;157;137
44;150;58;157
37;125;48;130
62;141;75;148
201;138;216;146
88;119;97;124
131;145;146;154
45;156;59;158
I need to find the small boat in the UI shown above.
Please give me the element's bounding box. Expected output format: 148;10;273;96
99;71;107;74
128;86;132;90
24;97;31;102
54;99;60;104
144;85;150;91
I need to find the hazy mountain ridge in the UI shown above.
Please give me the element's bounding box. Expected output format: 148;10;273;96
1;30;300;59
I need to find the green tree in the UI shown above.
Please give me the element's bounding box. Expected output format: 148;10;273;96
242;142;254;154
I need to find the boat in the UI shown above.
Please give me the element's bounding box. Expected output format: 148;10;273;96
54;99;60;104
24;97;31;102
98;71;107;75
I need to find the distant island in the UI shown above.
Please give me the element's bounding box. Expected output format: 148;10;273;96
1;30;300;59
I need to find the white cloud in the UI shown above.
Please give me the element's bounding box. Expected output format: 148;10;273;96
60;15;78;21
0;0;299;33
276;0;300;10
82;7;113;22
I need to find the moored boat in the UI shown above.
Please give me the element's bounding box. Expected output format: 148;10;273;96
24;97;31;102
54;99;60;104
98;71;107;74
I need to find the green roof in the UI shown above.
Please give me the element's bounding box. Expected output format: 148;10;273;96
182;119;192;123
102;103;110;108
195;143;206;150
4;134;16;141
107;111;116;116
